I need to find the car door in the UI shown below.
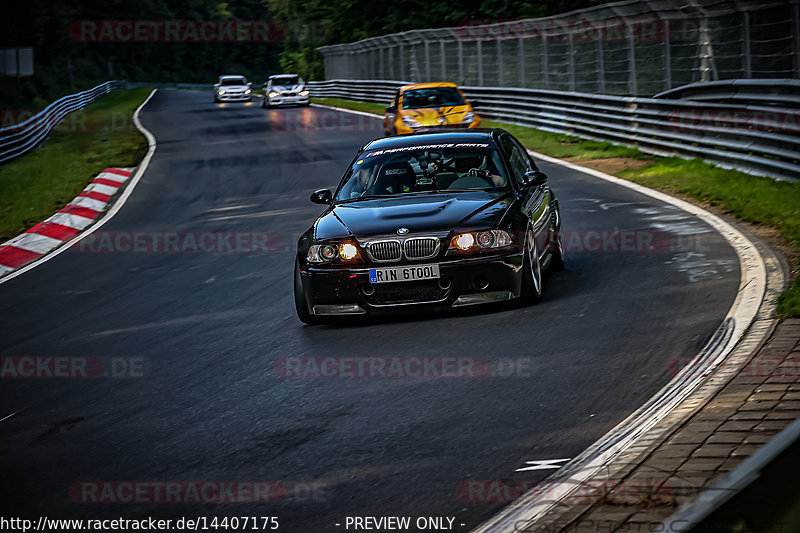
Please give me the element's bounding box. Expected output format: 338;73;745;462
499;134;551;255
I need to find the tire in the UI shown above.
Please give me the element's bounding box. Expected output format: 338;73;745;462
261;97;268;109
549;208;565;271
520;229;543;304
301;101;310;107
294;260;321;324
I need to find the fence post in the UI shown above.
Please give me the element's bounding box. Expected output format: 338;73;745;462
497;39;504;87
792;1;800;78
477;39;484;86
519;36;526;87
440;40;446;81
627;20;637;95
379;47;384;79
458;39;464;84
424;40;431;81
597;36;605;94
542;33;549;89
741;11;752;78
399;44;405;81
568;31;575;91
663;20;672;90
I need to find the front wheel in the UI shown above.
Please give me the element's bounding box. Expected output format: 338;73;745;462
520;229;543;304
549;209;565;271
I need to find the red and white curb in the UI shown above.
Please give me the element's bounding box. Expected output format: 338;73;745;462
0;167;133;277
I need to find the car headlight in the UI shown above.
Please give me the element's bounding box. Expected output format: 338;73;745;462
218;89;226;95
269;91;280;98
461;111;475;124
245;89;251;95
300;90;310;96
449;230;513;252
307;241;360;263
401;115;421;128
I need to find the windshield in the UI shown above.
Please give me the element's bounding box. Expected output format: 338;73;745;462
336;145;509;201
272;76;301;86
220;77;247;86
402;87;465;109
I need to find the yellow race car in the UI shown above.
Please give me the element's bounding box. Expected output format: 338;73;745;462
383;82;480;136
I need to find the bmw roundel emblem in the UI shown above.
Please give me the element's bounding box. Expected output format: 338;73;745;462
397;227;409;235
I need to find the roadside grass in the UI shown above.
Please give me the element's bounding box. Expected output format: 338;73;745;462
312;97;800;317
311;97;386;115
0;88;151;241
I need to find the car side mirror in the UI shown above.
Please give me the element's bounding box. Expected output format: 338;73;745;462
522;170;548;187
247;82;252;86
310;189;333;205
386;105;396;113
470;99;480;108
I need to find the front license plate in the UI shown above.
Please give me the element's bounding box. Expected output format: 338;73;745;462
369;264;440;284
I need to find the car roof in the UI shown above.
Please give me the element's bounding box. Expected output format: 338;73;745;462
398;82;458;91
219;75;246;79
269;74;300;78
362;129;504;152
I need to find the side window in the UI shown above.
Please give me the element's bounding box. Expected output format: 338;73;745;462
499;134;531;185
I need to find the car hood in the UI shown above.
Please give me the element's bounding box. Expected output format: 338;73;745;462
400;105;472;127
218;85;249;90
314;191;513;240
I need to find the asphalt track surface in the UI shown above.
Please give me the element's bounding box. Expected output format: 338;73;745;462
0;90;741;531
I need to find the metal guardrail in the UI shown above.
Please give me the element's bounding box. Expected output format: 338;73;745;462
655;79;800;108
0;81;124;165
309;79;800;181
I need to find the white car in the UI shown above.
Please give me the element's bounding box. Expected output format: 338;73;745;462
262;74;310;108
213;75;252;103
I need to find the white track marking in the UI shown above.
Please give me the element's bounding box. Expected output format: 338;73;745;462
0;89;158;286
515;459;571;472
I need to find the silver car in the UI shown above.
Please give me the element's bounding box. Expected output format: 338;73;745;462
261;74;310;108
213;75;253;103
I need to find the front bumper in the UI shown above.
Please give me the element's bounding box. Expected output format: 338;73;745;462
267;94;310;106
394;117;481;135
297;252;523;316
216;92;251;102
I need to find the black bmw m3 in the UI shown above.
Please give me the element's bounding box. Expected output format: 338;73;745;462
293;129;564;323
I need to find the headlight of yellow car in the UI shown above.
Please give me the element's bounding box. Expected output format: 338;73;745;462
401;115;421;128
